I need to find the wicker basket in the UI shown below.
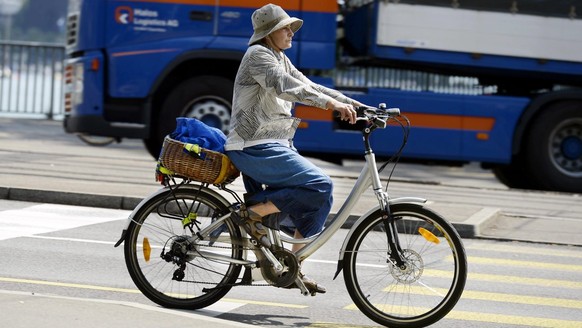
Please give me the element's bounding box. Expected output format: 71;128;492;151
157;136;239;184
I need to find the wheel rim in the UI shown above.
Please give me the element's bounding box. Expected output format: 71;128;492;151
348;212;464;323
549;118;582;178
127;192;241;307
184;96;231;134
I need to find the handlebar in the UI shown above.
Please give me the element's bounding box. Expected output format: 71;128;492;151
356;104;400;119
355;104;401;128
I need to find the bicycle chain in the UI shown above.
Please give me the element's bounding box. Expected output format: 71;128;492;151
180;241;273;287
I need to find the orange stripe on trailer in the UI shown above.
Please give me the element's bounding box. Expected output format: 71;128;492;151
111;48;180;57
405;113;495;131
120;0;337;12
122;0;215;5
301;0;337;13
220;0;300;10
295;106;495;132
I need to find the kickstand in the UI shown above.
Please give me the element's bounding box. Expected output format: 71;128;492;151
240;266;254;285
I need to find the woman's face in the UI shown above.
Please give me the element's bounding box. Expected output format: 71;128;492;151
268;25;294;51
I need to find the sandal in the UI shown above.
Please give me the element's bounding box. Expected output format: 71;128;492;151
231;208;271;248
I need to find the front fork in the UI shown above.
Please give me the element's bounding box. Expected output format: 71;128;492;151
377;192;407;268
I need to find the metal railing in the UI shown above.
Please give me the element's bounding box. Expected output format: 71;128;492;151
0;41;65;119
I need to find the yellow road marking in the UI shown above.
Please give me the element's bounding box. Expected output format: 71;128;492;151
0;277;306;308
466;243;582;259
468;256;582;272
308;323;378;328
0;277;141;293
443;311;582;328
426;269;582;289
344;305;582;328
381;285;582;309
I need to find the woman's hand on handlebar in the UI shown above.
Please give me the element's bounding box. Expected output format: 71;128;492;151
327;99;357;124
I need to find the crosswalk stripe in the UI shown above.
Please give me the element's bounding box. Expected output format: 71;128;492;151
0;203;127;241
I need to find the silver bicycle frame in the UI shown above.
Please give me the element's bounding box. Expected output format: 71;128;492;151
293;151;426;262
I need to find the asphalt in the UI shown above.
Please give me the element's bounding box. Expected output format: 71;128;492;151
0;117;580;327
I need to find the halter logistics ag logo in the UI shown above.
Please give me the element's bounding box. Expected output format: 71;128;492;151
115;6;133;24
114;6;179;32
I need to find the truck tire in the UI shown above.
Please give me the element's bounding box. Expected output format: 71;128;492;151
525;101;582;193
144;76;233;158
492;155;536;190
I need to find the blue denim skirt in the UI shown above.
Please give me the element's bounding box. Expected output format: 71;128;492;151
226;143;333;237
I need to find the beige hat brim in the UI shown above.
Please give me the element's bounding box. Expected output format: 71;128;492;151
248;17;303;46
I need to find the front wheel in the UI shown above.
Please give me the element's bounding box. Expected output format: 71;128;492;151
124;187;243;309
343;204;467;328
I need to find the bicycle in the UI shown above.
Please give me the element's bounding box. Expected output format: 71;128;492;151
114;104;467;327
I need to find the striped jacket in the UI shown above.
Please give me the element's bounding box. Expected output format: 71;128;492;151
225;44;356;151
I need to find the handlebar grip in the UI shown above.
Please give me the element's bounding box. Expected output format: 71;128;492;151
386;107;400;116
356;106;400;117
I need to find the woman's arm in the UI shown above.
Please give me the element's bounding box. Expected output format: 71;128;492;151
248;46;334;109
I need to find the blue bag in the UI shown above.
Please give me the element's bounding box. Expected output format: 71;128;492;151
170;117;227;153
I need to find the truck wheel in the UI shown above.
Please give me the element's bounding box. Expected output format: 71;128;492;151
525;101;582;193
144;76;233;158
492;155;535;190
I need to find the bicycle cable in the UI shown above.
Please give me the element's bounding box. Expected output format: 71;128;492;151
377;114;411;192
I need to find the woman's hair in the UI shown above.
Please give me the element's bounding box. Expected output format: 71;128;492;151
263;35;277;50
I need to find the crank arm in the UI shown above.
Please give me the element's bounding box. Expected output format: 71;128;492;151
293;276;310;296
260;246;284;272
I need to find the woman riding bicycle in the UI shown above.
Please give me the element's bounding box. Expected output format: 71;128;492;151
225;3;363;294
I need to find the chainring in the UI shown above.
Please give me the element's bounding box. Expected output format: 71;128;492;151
260;248;300;288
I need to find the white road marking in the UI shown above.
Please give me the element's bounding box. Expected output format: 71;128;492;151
0;203;128;240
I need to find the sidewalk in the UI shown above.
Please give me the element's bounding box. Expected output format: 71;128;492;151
0;118;493;238
1;117;581;246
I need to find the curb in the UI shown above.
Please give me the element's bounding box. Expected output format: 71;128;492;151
0;187;142;211
0;187;500;240
453;207;500;238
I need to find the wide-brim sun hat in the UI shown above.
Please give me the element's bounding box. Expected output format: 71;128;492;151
248;4;303;46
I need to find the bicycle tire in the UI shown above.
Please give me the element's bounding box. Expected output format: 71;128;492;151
343;203;467;327
77;134;117;146
124;187;243;309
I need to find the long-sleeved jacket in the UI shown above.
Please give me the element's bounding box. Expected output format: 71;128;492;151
225;44;356;151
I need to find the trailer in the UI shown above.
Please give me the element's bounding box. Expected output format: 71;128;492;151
63;0;582;192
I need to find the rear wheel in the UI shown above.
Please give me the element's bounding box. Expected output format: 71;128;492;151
343;204;467;328
124;187;243;309
144;76;233;158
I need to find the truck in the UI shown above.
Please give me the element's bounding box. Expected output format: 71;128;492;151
63;0;582;193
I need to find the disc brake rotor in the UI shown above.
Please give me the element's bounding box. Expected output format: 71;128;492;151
390;249;424;284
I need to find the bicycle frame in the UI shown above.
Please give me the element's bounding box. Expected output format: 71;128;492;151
293;151;426;263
